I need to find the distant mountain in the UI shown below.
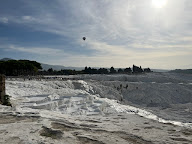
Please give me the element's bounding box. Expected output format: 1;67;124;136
0;58;83;71
151;69;170;72
0;58;14;61
169;69;192;74
40;63;83;71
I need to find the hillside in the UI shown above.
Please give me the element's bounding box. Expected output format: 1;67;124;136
169;69;192;74
40;63;83;71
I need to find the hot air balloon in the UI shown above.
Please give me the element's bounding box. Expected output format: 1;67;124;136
82;37;86;41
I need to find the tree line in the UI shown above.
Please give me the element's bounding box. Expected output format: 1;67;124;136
0;59;152;76
41;65;151;75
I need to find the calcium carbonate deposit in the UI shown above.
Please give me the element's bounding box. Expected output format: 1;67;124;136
0;72;192;144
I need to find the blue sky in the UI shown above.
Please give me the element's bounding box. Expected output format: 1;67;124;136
0;0;192;69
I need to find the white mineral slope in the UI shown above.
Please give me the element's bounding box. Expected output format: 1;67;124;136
81;73;192;123
0;73;191;143
5;76;192;128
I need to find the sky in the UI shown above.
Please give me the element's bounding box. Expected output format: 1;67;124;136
0;0;192;69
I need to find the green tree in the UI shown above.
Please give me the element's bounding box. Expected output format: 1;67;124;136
110;67;116;74
118;68;123;73
48;68;53;73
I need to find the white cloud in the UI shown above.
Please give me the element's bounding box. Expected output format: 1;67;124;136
3;41;191;69
1;0;192;69
9;45;67;56
22;16;35;21
0;17;8;23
